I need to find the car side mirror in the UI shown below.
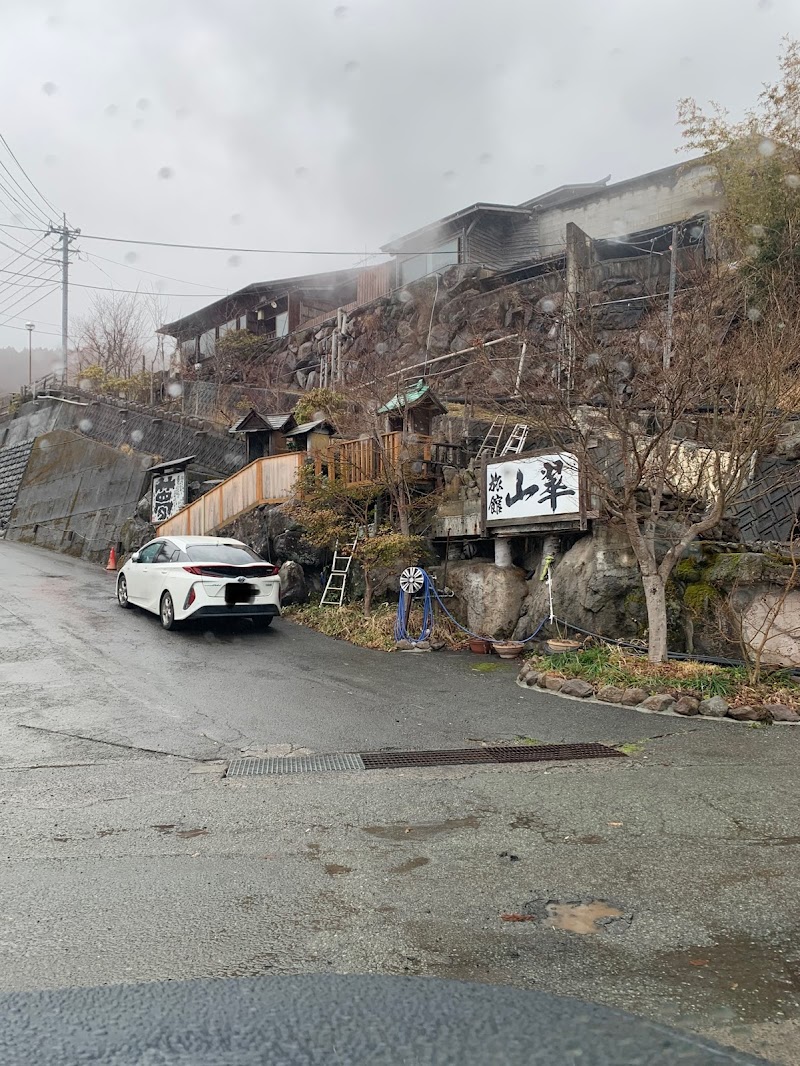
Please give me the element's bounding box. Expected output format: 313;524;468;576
131;551;140;563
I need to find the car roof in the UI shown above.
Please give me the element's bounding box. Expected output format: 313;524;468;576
159;535;246;548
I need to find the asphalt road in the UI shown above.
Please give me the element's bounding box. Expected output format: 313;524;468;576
2;540;800;1065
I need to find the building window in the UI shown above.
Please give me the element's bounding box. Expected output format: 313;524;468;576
179;337;198;360
275;311;289;338
399;237;460;286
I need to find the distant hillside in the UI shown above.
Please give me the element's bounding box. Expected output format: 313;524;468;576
0;347;62;394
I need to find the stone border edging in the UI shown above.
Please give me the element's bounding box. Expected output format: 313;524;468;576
515;666;800;724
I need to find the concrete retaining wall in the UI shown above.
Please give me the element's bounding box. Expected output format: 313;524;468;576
6;429;153;564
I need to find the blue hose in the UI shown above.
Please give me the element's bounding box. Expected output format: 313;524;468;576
394;569;547;646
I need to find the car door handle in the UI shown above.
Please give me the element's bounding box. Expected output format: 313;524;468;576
159;569;170;574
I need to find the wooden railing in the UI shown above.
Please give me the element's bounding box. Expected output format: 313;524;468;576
314;432;435;487
156;452;303;537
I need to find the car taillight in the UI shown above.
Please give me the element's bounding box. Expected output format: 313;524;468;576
183;566;203;575
183;585;196;609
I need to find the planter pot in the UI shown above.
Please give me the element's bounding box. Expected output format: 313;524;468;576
493;640;524;659
547;638;581;654
469;638;492;655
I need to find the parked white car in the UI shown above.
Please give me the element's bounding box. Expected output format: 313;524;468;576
116;535;281;630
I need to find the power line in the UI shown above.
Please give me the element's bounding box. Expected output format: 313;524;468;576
0;282;60;331
0;133;62;222
83;250;227;292
0;263;224;298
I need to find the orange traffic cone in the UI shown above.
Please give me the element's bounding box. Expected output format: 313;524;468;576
105;547;117;571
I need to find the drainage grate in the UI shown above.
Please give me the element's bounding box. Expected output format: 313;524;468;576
360;743;624;770
226;753;366;776
226;743;623;777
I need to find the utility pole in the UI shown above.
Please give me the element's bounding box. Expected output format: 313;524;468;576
47;214;80;386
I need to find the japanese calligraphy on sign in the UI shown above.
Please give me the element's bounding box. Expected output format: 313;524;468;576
485;453;579;526
151;471;187;524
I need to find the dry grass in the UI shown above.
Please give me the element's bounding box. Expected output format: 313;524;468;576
534;644;800;707
283;601;467;652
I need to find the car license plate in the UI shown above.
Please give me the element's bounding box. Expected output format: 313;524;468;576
225;582;257;605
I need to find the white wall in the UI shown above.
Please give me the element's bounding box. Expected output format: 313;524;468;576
537;164;721;254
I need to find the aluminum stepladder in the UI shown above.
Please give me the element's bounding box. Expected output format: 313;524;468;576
500;422;530;455
320;534;359;607
477;417;507;457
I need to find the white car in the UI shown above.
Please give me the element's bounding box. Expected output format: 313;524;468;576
116;535;281;631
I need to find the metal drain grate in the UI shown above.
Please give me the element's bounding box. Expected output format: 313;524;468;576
227;753;366;776
226;744;623;777
360;743;624;770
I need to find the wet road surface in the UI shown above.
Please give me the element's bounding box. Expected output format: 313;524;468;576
2;541;800;1064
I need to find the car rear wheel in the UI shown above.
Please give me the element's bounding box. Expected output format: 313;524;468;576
253;615;274;629
160;591;178;630
117;574;131;609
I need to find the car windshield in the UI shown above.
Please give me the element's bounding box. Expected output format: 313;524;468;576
184;544;263;564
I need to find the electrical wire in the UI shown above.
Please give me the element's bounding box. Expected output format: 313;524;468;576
0;133;62;221
0;282;60;330
83;250;227;292
0;263;224;298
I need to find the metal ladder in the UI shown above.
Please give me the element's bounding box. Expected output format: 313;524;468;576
320;535;358;607
500;422;530;456
478;417;507;457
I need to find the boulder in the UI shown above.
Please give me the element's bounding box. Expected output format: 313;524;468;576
273;529;327;570
674;696;700;716
544;675;565;692
698;695;729;718
560;678;594;699
768;704;800;723
445;560;528;640
621;686;649;707
728;704;773;722
639;694;676;713
597;685;625;704
279;560;308;606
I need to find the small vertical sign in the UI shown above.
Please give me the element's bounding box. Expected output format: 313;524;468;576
151;471;187;524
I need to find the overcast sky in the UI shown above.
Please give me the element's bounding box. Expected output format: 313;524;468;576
0;0;798;373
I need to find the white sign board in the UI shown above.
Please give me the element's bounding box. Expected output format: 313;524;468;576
151;471;187;524
485;452;580;526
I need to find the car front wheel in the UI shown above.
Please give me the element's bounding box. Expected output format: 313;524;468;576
117;574;131;609
160;591;178;631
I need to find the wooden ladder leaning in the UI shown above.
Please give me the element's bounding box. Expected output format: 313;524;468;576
478;417;507;457
500;422;530;456
320;534;359;607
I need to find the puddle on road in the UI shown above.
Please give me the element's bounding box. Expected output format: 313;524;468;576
390;857;430;874
647;933;800;1025
324;863;352;877
362;816;480;841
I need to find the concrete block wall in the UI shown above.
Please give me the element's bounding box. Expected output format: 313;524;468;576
0;439;34;531
5;429;153;564
537;163;721;254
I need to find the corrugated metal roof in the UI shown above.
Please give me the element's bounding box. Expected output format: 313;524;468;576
378;380;446;414
285;419;335;437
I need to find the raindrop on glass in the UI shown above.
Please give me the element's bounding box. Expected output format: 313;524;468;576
175;107;190;120
758;0;772;9
167;382;183;398
132;119;144;130
39;438;50;451
229;213;243;225
43;155;57;167
227;255;242;268
124;251;138;264
679;56;692;69
745;243;760;258
747;306;762;322
136;98;150;111
397;289;412;304
442;170;456;181
586;352;601;368
375;341;388;355
42;82;57;96
157;166;174;180
131;429;144;445
758;139;776;157
540;298;555;314
294;166;309;179
478;152;492;165
78;418;93;432
78;377;91;392
749;223;765;238
334;4;348;15
104;104;119;118
785;174;800;189
343;60;359;75
639;333;658;352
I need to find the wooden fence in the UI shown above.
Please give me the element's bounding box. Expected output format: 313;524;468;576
156;452;303;537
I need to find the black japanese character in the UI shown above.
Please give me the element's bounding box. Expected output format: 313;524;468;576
488;472;503;493
538;460;576;512
505;468;539;508
489;493;504;515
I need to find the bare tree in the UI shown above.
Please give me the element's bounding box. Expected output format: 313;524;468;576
74;291;151;380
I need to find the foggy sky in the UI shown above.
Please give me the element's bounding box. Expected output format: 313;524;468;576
0;0;798;379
